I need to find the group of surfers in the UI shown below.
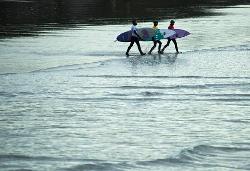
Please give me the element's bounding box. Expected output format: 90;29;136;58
126;19;179;56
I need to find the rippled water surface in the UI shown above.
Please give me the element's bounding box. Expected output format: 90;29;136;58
0;5;250;171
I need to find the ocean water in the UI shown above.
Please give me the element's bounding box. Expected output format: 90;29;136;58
0;5;250;171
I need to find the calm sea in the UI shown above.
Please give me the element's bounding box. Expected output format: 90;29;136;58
0;1;250;171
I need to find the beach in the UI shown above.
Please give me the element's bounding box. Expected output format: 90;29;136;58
0;3;250;171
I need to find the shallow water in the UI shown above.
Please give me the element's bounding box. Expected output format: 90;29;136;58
0;5;250;171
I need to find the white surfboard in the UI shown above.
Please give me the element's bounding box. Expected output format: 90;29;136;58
155;29;176;40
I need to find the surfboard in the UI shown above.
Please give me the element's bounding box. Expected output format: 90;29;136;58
169;29;190;39
117;28;176;42
117;28;155;42
155;29;176;40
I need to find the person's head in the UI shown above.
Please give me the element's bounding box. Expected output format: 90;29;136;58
132;19;137;26
170;20;175;25
153;21;158;27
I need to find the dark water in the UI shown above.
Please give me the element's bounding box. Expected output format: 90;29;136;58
1;0;249;23
0;0;250;38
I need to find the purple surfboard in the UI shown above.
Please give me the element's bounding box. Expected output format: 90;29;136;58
117;30;131;42
116;28;155;42
170;29;190;39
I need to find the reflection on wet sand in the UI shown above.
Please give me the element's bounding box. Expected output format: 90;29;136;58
128;53;178;67
165;53;178;64
152;53;178;64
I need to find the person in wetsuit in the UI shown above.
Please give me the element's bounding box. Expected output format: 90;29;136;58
160;20;179;54
148;21;162;54
126;19;146;57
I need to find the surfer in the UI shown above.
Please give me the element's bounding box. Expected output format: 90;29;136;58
126;19;146;57
148;21;162;54
160;20;179;54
